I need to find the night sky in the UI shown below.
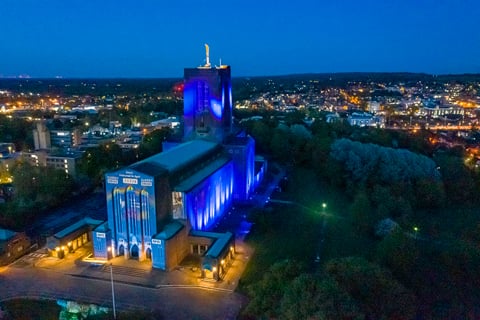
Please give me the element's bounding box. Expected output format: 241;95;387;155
1;0;479;78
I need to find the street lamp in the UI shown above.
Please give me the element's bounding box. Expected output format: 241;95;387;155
110;263;117;319
212;266;218;281
413;226;419;239
322;203;327;210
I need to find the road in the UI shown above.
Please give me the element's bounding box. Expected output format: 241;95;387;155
0;264;244;319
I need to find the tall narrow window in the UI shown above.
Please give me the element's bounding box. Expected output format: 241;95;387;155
141;189;150;237
113;187;125;233
126;186;136;236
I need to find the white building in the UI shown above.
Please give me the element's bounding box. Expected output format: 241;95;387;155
347;112;385;128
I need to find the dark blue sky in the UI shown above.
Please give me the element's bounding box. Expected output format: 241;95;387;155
1;0;479;78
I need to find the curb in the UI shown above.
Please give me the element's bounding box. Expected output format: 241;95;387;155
68;273;157;289
68;273;234;293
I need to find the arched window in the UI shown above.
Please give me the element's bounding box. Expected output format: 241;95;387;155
141;189;150;237
113;187;125;233
126;186;136;235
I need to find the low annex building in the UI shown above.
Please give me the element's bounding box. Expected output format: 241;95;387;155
0;228;31;266
46;218;104;259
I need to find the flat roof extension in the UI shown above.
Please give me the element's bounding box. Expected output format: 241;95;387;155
174;156;231;192
0;228;16;241
134;140;221;174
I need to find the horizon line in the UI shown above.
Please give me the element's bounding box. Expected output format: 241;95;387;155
1;71;480;80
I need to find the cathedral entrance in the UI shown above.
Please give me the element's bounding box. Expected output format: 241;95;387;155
118;245;125;256
130;244;139;259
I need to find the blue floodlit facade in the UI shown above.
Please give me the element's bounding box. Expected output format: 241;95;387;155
184;161;234;230
103;169;160;261
93;58;265;272
98;140;235;264
183;66;232;143
225;136;256;202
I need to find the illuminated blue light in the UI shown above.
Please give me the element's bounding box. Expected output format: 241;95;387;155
183;81;196;116
184;67;232;143
210;99;223;120
101;170;158;260
186;162;234;231
222;86;225;111
216;184;221;211
226;136;256;202
229;85;233;113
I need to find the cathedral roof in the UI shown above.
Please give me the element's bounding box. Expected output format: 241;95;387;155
133;139;222;174
173;156;231;192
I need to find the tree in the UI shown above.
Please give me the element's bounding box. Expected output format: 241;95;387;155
79;142;125;183
325;257;417;319
270;126;290;163
435;153;477;205
0;115;34;150
330;138;441;186
280;274;363;320
138;128;171;158
289;124;312;165
250;121;273;154
439;240;480;293
350;190;374;232
35;166;75;207
0;160;76;229
414;178;445;209
10;161;38;203
376;231;420;283
244;260;304;319
284;110;305;126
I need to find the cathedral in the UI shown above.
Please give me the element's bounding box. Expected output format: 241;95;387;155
92;51;264;278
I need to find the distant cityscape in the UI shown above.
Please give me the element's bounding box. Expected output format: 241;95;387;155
1;73;480;182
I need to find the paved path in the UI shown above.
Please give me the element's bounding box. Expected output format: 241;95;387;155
0;243;250;319
0;267;244;319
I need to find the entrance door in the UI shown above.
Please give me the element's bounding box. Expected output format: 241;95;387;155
204;269;214;279
130;244;139;259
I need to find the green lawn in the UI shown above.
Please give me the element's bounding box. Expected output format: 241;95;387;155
321;214;377;262
239;203;322;289
239;167;376;290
